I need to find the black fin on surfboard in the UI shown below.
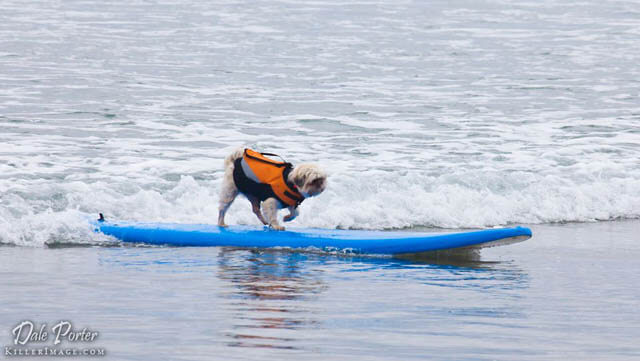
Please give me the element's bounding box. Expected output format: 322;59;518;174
98;213;105;222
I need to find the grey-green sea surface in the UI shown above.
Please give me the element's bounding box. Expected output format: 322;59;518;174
1;221;639;360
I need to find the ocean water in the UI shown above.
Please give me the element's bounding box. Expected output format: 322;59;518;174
1;0;639;359
1;221;639;360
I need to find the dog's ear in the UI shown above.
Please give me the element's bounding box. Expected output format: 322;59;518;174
292;172;306;187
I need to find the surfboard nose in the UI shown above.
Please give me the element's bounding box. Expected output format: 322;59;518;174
515;226;532;237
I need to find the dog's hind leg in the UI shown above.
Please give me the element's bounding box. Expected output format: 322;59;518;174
218;180;238;227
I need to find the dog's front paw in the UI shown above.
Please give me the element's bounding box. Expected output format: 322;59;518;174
270;224;285;231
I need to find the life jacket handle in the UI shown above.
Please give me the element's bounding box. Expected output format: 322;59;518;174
244;149;292;168
258;152;288;163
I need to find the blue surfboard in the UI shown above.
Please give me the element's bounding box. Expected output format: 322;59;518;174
94;219;532;255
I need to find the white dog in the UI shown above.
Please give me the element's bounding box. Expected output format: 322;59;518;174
218;148;327;230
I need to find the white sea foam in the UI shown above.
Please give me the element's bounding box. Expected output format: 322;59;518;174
1;164;639;247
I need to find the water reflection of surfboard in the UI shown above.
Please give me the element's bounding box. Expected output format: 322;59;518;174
94;215;531;255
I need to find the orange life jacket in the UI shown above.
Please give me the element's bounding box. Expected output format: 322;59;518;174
233;149;305;207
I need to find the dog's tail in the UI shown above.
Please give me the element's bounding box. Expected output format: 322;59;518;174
224;148;245;171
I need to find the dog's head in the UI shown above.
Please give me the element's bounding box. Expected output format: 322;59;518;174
289;164;327;198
